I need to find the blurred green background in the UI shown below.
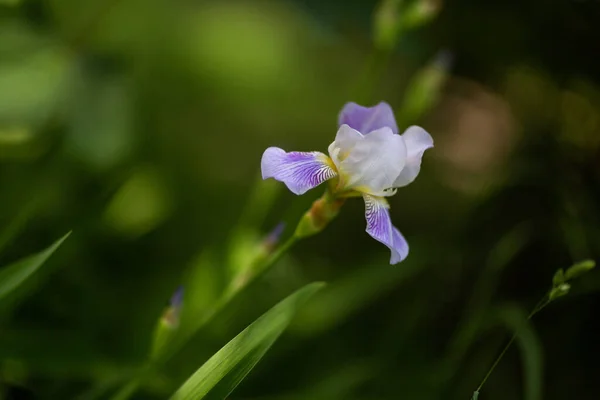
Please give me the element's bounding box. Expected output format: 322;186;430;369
1;0;599;399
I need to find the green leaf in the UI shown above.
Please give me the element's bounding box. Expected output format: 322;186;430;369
170;282;325;400
291;260;421;335
0;232;70;301
446;223;532;365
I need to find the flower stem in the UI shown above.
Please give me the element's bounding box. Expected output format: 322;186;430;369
255;235;298;280
473;295;551;398
109;380;141;400
224;234;299;302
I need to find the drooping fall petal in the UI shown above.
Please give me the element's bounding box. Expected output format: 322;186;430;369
363;194;409;264
261;147;337;195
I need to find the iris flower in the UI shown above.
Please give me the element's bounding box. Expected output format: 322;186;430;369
261;102;433;264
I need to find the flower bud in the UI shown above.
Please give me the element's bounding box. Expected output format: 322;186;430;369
564;259;595;281
373;0;404;51
552;268;565;286
549;283;571;301
294;195;345;239
401;0;442;31
262;222;286;253
151;286;184;359
399;49;453;124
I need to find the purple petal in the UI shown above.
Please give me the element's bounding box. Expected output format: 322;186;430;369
363;194;409;264
338;102;399;135
261;147;337;195
391;226;409;263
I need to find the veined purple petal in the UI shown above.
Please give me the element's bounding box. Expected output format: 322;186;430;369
363;194;409;264
261;147;337;195
338;102;399;135
391;226;409;263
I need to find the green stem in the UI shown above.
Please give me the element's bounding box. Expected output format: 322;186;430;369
250;235;298;286
108;364;153;400
108;381;140;400
175;227;300;357
473;295;551;396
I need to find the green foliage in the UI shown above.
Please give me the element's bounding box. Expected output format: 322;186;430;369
292;258;422;334
473;258;596;398
398;50;451;126
564;260;595;281
170;282;325;400
0;28;70;128
373;0;404;51
550;260;595;300
373;0;441;51
497;305;543;400
0;232;70;303
0;0;598;399
400;0;441;31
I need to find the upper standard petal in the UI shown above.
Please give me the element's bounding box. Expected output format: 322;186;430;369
336;127;407;195
327;124;363;169
338;102;399;134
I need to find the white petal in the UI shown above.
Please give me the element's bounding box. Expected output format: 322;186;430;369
339;127;407;195
393;126;433;188
327;124;363;169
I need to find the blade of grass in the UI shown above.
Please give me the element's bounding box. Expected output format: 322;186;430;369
0;231;71;302
170;282;325;400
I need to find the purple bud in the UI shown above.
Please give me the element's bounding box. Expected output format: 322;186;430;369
162;286;184;328
263;222;286;250
170;285;184;309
